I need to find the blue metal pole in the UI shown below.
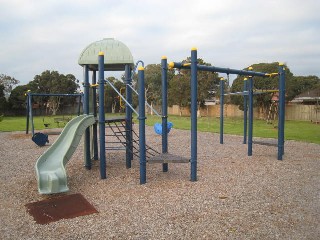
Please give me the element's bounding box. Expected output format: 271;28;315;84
138;67;146;184
220;77;225;144
28;92;34;136
83;66;90;114
278;63;286;160
26;92;30;134
243;78;248;144
170;62;267;77
77;94;82;115
98;52;106;178
92;71;99;160
125;64;133;169
161;56;168;172
248;73;254;156
83;65;91;169
190;48;198;182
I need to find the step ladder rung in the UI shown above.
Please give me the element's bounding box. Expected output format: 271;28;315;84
148;153;190;164
106;147;126;150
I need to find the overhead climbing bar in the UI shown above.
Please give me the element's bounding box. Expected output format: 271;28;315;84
169;61;268;77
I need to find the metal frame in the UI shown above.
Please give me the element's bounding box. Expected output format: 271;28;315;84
26;92;82;136
222;71;285;160
170;48;286;181
82;48;285;185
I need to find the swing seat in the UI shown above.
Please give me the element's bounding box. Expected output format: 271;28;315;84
32;133;49;147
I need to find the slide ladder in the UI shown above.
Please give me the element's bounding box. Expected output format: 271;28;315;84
35;115;96;194
105;119;160;159
105;119;189;163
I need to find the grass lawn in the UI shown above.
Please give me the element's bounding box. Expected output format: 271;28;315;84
145;115;320;144
0;114;319;144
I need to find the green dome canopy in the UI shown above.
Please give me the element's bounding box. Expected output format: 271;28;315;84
78;38;134;71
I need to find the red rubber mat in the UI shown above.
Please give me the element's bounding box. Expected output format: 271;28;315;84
25;193;98;224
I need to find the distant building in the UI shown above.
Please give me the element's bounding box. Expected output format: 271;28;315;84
205;89;219;105
291;87;320;105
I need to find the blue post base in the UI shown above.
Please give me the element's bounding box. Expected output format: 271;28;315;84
191;161;197;182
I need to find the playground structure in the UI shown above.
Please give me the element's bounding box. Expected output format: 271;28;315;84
219;71;285;159
34;39;286;194
90;48;189;185
35;38;188;194
169;49;285;163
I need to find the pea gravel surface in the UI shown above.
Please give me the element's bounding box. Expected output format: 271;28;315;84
0;126;319;240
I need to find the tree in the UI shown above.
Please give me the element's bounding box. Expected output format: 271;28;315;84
130;64;175;114
286;75;320;101
196;59;220;109
104;77;125;113
0;84;7;114
168;58;220;115
168;73;191;115
28;70;79;115
144;64;175;106
8;85;29;113
143;64;162;107
230;62;294;115
0;74;20;96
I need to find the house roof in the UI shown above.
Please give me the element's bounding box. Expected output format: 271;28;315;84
291;87;320;103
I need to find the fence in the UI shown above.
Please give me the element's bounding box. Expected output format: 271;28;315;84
168;104;320;122
286;104;319;122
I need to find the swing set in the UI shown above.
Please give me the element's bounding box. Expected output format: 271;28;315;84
25;91;82;146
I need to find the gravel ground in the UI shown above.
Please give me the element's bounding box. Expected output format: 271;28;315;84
0;126;319;240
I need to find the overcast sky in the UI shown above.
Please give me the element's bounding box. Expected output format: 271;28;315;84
0;0;319;86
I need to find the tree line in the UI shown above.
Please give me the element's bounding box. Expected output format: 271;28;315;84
231;63;320;114
0;71;79;116
1;59;319;116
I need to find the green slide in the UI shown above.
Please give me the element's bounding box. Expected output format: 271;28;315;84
35;115;96;194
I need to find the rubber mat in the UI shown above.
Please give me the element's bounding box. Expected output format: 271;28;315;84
25;193;98;224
